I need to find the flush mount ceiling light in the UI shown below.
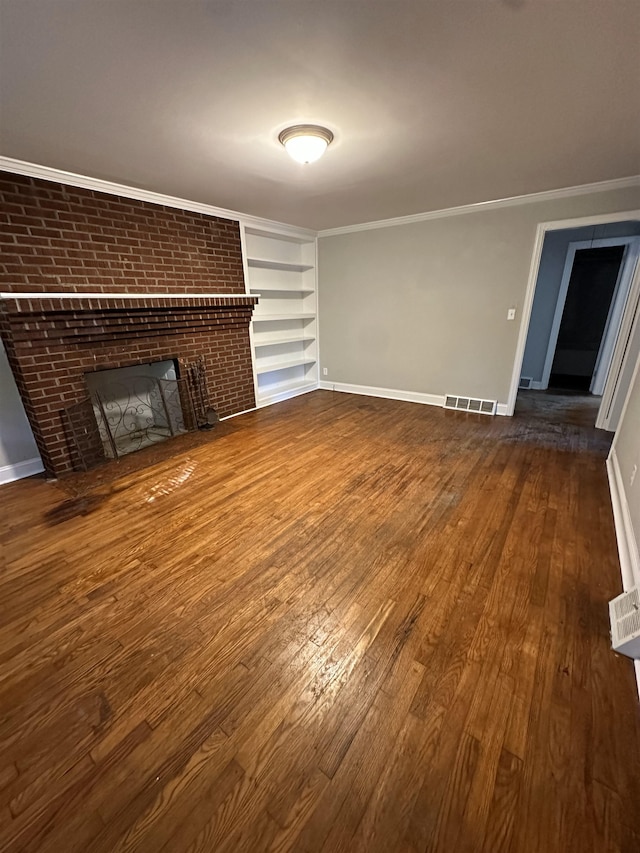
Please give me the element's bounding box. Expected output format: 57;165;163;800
278;125;334;164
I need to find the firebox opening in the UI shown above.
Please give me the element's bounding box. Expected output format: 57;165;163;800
85;359;186;459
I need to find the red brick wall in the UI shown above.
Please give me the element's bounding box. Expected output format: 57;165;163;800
0;172;257;476
0;172;245;294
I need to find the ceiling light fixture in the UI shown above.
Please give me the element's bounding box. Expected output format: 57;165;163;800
278;125;334;164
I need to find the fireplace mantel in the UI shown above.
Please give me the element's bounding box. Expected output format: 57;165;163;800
1;292;259;346
0;291;258;300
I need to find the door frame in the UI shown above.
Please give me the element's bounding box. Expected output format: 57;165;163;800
596;257;640;430
539;236;639;392
591;239;640;397
506;210;640;418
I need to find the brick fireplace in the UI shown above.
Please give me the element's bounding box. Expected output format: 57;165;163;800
0;293;257;476
0;172;258;477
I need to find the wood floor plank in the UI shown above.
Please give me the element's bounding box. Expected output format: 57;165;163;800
480;747;523;853
0;389;637;852
157;758;248;853
350;702;448;852
302;659;425;853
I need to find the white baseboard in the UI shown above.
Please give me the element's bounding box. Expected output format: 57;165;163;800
607;449;640;590
318;380;444;408
0;456;45;485
219;405;257;421
319;380;509;416
606;448;640;700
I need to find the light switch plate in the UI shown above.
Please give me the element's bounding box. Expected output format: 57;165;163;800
507;308;516;320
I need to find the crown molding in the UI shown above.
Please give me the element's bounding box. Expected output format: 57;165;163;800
318;176;640;237
0;155;317;241
2;156;638;240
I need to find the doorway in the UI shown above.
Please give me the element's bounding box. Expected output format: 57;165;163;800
547;244;625;393
515;225;640;431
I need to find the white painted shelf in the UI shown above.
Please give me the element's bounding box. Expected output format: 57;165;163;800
249;286;314;295
256;357;317;375
244;226;319;407
257;379;318;405
252;313;316;322
253;335;316;348
247;258;313;272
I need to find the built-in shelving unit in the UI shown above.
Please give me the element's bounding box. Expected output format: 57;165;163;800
243;226;318;407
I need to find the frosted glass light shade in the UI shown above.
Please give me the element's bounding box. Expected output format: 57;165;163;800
284;134;327;164
278;125;334;164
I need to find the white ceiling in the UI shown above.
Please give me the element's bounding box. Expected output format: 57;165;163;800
1;1;638;231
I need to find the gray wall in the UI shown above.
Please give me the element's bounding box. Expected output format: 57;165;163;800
521;221;640;383
613;349;640;584
318;186;640;404
0;339;42;481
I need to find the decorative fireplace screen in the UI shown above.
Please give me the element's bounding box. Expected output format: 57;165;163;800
62;359;217;471
92;374;187;458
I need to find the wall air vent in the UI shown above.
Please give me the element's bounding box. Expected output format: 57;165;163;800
519;376;533;390
609;587;640;658
444;395;496;416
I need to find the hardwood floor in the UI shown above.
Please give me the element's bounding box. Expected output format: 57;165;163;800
1;389;638;852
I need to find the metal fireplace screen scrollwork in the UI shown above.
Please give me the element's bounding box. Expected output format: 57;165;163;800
92;374;187;458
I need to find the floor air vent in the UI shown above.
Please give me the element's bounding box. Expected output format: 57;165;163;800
609;587;640;658
444;395;496;416
519;376;533;390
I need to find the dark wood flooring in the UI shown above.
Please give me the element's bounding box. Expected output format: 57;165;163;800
1;389;638;852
